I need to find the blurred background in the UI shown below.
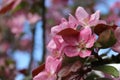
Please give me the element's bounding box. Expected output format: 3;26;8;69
0;0;120;80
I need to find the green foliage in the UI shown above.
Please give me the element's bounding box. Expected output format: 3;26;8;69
94;42;102;48
93;65;119;78
12;1;28;13
86;73;100;80
23;75;32;80
62;55;84;66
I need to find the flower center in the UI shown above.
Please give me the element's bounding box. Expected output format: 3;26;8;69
78;41;86;49
83;18;89;25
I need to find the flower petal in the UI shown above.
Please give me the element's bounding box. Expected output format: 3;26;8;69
48;74;57;80
112;42;120;53
53;36;64;48
75;7;89;21
90;10;100;21
64;46;80;57
112;27;120;53
79;50;91;58
45;56;61;74
89;10;100;26
98;20;106;24
51;20;68;36
86;34;96;48
33;71;48;80
47;39;57;52
51;25;60;36
115;27;120;42
61;18;67;23
79;28;92;43
62;35;78;46
47;36;66;58
68;14;78;29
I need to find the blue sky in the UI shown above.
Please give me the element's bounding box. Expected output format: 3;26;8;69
94;0;119;14
14;21;43;80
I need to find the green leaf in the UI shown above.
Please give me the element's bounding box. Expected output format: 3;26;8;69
94;42;102;48
62;56;83;66
93;65;119;78
85;73;100;80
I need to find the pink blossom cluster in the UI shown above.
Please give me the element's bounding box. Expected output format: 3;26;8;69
107;1;120;26
6;11;41;37
33;6;103;80
33;6;120;80
7;11;26;37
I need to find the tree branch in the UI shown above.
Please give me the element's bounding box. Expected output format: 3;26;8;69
28;26;36;75
41;0;46;63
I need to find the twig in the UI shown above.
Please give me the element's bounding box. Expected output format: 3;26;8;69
93;48;103;62
28;26;36;75
41;0;46;63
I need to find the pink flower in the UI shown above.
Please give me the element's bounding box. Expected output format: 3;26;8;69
63;28;96;58
51;16;78;36
112;27;120;53
33;56;62;80
0;42;9;53
51;6;106;36
75;7;106;27
7;11;27;37
47;35;67;58
51;18;69;36
108;1;120;26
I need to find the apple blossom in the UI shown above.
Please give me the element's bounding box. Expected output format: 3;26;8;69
75;6;106;27
51;18;68;36
63;27;96;58
33;56;62;80
51;16;79;36
51;6;106;36
32;5;120;80
7;11;27;37
47;35;67;58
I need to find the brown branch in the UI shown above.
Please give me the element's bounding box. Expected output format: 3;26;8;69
93;48;103;62
28;26;36;75
28;0;46;75
41;0;46;63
